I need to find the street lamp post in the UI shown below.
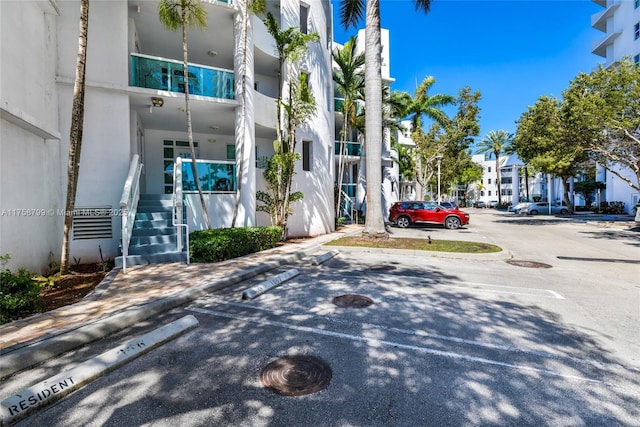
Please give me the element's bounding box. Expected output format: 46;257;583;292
436;154;443;204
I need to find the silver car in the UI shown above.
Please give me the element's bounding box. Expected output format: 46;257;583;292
521;201;569;215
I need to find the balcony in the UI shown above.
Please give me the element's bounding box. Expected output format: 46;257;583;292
131;53;234;100
335;141;362;157
591;0;621;32
591;31;621;58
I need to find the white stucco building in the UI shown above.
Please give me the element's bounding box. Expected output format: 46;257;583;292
0;0;335;271
591;0;640;213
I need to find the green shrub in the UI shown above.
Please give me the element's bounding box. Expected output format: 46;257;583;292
190;226;283;263
0;267;42;325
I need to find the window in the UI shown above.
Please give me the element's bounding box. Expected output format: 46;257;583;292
635;54;640;65
300;3;309;34
488;178;492;184
226;144;236;160
501;176;512;184
636;0;639;9
480;191;485;197
635;22;640;40
487;167;491;172
302;140;312;171
488;191;492;196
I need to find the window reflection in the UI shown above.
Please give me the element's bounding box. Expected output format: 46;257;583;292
181;161;236;192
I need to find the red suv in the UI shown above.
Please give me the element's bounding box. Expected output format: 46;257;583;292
389;201;470;229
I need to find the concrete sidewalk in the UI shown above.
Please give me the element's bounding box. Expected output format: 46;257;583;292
0;224;362;378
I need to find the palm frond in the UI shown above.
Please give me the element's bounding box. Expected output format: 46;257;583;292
340;0;365;29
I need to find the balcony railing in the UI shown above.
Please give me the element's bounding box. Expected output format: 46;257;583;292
131;53;234;100
334;97;363;114
335;141;361;156
180;159;236;193
341;184;357;198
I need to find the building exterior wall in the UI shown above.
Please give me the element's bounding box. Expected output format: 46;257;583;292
591;0;640;213
0;1;62;272
1;0;336;270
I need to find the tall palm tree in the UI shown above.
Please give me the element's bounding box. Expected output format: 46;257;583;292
158;0;211;229
231;0;265;227
340;0;433;238
475;129;513;205
61;0;89;275
333;35;364;218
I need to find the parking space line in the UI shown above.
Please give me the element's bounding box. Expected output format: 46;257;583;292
195;299;603;369
188;306;606;385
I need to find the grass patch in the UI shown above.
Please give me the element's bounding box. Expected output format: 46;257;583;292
325;236;502;253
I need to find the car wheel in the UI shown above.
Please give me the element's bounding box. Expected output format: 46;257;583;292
529;210;538;215
444;216;461;230
396;216;411;228
560;208;568;215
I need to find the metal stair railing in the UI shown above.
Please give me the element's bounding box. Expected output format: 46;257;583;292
340;189;357;223
119;154;143;274
173;157;190;264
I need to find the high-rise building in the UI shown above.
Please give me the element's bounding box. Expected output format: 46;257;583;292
591;0;640;212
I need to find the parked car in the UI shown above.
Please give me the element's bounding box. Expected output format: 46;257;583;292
389;201;470;229
520;201;569;215
488;200;499;208
509;202;530;214
473;200;486;208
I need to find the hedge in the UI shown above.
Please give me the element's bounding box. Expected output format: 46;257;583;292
190;226;283;263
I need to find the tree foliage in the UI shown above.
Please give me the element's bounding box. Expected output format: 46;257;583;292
258;15;318;239
563;60;640;192
514;96;588;211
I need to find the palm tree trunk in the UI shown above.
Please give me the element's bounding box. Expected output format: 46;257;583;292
232;0;249;227
495;152;501;205
61;0;89;275
181;14;211;229
362;0;387;238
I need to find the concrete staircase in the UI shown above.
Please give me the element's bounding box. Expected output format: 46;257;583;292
115;194;187;268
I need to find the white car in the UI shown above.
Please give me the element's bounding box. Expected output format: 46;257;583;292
521;202;569;215
510;202;530;214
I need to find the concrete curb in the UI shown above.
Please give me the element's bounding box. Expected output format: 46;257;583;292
0;315;198;426
323;245;512;261
242;269;300;300
0;247;316;378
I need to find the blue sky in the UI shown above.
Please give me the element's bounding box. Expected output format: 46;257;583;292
331;0;601;143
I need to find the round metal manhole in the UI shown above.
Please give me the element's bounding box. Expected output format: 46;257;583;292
332;294;374;308
506;259;552;269
370;264;397;271
260;355;332;396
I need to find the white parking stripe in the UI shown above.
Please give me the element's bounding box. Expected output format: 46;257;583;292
307;272;566;300
197;299;605;369
188;306;606;385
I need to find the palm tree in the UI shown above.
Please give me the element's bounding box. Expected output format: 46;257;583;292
61;0;89;275
475;129;513;205
333;35;364;219
231;0;266;227
397;76;453;200
340;0;433;238
158;0;211;229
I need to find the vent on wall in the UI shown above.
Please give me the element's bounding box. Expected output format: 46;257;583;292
72;206;114;240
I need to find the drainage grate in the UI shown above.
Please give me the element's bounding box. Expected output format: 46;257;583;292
332;294;374;308
506;260;552;269
370;264;397;271
260;355;332;396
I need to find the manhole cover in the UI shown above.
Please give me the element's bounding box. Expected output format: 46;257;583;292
506;260;552;269
332;294;374;308
260;355;332;396
370;264;397;271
